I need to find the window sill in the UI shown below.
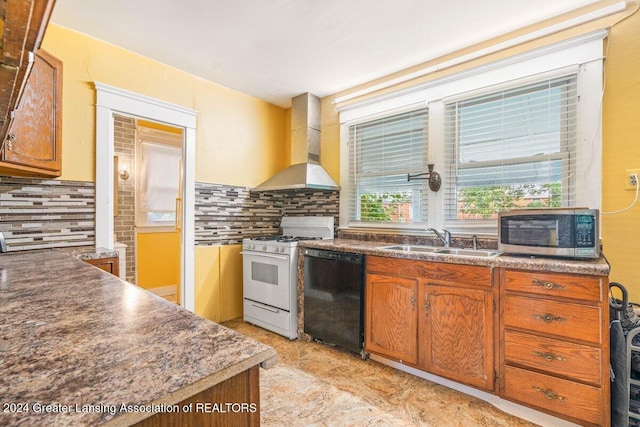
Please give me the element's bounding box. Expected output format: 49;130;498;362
136;225;178;234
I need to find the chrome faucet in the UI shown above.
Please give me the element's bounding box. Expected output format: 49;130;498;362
428;228;451;247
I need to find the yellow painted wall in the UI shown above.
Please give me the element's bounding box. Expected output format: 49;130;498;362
194;244;243;322
135;231;180;290
601;8;640;301
40;24;286;186
40;3;639;304
319;1;640;298
40;25;287;314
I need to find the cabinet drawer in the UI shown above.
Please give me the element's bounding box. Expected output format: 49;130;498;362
504;330;602;386
504;365;603;426
504;295;601;344
503;270;602;302
367;255;491;287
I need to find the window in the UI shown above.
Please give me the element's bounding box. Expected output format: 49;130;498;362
347;108;428;227
339;33;603;233
443;75;578;226
137;141;182;227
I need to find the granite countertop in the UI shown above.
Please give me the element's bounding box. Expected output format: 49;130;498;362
58;246;120;261
298;238;610;276
0;250;277;426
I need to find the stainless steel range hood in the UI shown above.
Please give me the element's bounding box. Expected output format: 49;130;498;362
251;93;339;192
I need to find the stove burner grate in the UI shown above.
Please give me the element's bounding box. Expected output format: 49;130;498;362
276;236;322;243
252;235;280;241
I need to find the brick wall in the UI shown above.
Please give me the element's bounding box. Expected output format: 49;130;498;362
113;114;136;282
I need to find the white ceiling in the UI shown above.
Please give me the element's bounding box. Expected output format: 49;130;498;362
50;0;602;108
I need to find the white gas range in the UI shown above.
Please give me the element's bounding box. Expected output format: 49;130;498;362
242;216;334;339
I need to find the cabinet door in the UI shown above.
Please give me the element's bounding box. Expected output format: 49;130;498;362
85;258;120;277
2;49;62;176
420;284;495;391
365;273;418;365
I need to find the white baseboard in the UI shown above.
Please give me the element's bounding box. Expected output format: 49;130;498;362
369;354;580;427
148;285;177;297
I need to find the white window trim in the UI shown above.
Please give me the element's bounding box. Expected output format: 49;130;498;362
339;30;605;234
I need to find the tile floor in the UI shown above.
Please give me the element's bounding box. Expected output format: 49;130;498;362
223;319;539;427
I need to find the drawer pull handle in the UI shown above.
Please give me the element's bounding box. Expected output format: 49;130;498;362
532;279;565;291
532;351;567;362
532;386;567;401
410;290;416;310
532;313;565;323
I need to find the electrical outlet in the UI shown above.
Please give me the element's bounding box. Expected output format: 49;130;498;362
625;169;640;190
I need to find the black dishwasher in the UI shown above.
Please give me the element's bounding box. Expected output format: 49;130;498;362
303;248;364;356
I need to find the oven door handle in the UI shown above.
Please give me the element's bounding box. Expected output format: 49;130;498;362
251;303;280;313
240;252;290;261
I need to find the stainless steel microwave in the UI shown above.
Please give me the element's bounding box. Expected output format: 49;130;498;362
498;208;599;259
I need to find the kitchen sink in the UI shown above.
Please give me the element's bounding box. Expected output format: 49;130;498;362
433;248;502;258
378;245;440;253
379;245;502;258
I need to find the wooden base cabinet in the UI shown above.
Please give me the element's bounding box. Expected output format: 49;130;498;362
84;256;120;277
133;366;260;427
365;256;496;392
365;272;419;365
420;283;494;391
499;269;609;427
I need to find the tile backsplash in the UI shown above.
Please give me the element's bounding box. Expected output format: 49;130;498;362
0;176;340;251
0;177;95;251
195;182;339;245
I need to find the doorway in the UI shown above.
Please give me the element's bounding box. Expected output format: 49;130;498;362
95;83;197;312
113;116;183;304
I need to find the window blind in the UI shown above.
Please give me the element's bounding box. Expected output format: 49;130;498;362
347;108;428;225
443;75;578;223
140;142;182;212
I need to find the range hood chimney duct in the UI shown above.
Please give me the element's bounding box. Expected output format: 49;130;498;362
251;93;339;192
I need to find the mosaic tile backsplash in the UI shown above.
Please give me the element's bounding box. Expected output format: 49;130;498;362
0;177;340;251
195;182;340;245
0;177;96;251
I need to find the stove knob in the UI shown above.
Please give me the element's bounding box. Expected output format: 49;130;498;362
278;247;284;253
250;244;255;250
262;245;267;251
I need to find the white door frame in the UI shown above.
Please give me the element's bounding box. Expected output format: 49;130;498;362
95;82;197;312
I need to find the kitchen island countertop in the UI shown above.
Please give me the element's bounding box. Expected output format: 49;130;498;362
0;249;276;426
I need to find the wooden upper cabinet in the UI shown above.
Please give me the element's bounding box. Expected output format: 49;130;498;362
0;0;58;176
0;49;62;176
